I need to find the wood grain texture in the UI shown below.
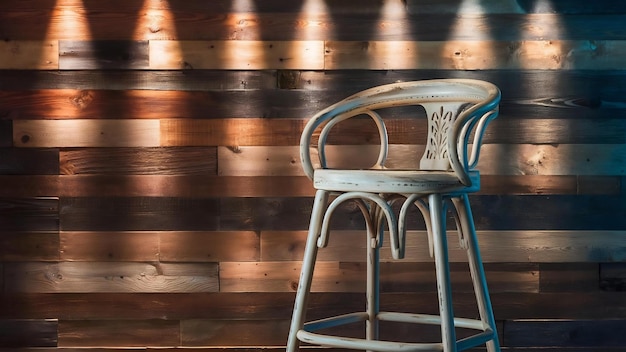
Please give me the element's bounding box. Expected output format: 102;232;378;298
260;230;626;263
0;319;57;347
0;197;59;232
2;88;623;120
0;232;59;261
14;120;160;147
159;231;260;262
503;319;626;347
0;41;58;69
219;261;539;293
60;147;217;175
59;231;159;262
0;175;620;198
149;41;325;70
4;262;219;293
58;320;179;347
59;41;149;70
217;144;626;176
2;292;626;321
0;148;59;175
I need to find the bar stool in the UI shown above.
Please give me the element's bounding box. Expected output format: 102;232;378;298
286;79;502;352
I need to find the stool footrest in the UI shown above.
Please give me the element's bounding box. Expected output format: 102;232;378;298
298;311;495;352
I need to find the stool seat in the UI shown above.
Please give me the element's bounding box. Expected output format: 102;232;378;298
314;169;480;194
287;79;502;352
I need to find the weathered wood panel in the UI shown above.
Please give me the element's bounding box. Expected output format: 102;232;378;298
150;41;325;70
0;198;59;232
59;231;159;262
0;232;59;261
503;319;626;348
58;320;179;347
260;230;626;263
0;148;59;174
159;231;259;262
2;292;626;321
60;147;217;175
217;144;626;176
0;319;57;347
219;261;538;293
0;41;58;69
59;197;220;231
59;41;149;70
14;120;160;148
0;175;620;198
3;262;219;293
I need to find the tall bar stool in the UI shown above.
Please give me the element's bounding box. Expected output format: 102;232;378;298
286;79;502;352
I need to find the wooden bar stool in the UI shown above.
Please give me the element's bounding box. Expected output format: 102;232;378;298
286;79;502;352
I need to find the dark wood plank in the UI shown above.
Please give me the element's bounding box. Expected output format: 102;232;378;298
0;231;59;261
0;319;57;347
58;41;148;69
538;263;599;292
0;148;59;175
60;147;217;175
2;88;625;120
504;319;626;347
2;291;626;321
0;175;620;198
0;197;59;232
0;121;11;147
59;197;219;231
58;320;179;347
220;195;626;231
600;263;626;291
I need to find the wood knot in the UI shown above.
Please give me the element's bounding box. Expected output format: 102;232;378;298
69;90;94;109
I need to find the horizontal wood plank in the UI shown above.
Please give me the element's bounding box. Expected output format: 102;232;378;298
60;147;217;175
503;319;626;347
14;120;160;147
218;144;626;176
261;230;626;263
0;175;620;198
4;262;219;293
0;232;59;261
159;231;259;262
58;320;179;347
0;319;57;347
2;291;626;321
0;41;58;69
3;88;624;120
326;40;626;70
59;231;158;262
219;261;539;293
59;40;149;70
150;40;325;70
0;197;59;232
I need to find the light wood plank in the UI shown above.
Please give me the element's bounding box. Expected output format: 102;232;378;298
150;40;325;69
13;120;160;147
218;144;626;176
4;262;219;293
325;40;626;70
260;230;626;263
0;41;58;69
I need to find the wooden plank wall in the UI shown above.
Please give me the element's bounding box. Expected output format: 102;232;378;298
1;0;626;350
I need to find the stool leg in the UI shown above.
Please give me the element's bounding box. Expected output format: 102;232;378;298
452;195;501;352
366;212;381;344
287;190;329;352
429;194;456;352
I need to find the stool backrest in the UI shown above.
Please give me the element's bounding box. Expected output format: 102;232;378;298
299;79;501;186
